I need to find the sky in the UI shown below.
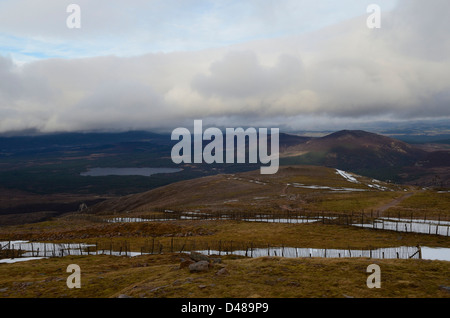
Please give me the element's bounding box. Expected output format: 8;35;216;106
0;0;449;134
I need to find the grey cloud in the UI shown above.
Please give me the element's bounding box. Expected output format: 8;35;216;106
57;80;166;131
192;51;304;99
1;0;450;133
385;0;450;61
0;55;53;103
0;56;22;99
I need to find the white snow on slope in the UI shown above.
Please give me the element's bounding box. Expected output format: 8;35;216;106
291;183;367;192
336;169;393;191
335;169;359;183
368;183;389;191
0;257;47;264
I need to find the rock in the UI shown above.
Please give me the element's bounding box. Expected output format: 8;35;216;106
189;261;210;273
149;285;169;293
343;294;354;298
0;288;8;292
118;294;132;298
18;282;33;288
211;258;222;264
180;258;195;269
216;267;229;276
439;285;450;293
189;252;210;262
198;285;207;289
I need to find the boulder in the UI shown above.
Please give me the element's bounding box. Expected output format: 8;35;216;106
189;261;210;273
180;258;195;269
189;251;210;262
439;285;450;293
215;267;229;276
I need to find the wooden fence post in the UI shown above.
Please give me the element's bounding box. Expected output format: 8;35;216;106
151;238;155;254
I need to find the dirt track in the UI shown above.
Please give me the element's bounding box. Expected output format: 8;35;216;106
376;191;417;215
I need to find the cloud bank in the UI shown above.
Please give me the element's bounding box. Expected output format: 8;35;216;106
0;0;449;133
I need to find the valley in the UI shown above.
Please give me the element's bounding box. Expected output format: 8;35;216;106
0;130;449;299
1;164;449;298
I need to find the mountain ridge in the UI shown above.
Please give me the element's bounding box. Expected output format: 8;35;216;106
281;129;428;172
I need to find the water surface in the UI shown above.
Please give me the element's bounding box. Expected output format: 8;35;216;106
80;167;182;177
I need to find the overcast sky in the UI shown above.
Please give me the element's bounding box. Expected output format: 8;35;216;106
0;0;449;133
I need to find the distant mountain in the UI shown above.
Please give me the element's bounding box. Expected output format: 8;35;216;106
278;133;312;149
280;130;432;182
0;131;170;152
388;134;450;144
282;130;426;167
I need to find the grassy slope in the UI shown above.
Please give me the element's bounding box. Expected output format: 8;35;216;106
1;218;449;253
0;165;448;299
385;191;450;217
91;165;408;215
0;254;449;298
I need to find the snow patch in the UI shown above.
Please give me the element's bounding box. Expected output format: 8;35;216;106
335;169;359;183
0;257;47;264
367;183;389;191
292;183;367;192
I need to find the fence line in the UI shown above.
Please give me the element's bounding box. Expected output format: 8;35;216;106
0;239;423;261
105;209;450;237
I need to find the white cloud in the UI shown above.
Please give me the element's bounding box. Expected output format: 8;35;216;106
0;0;449;133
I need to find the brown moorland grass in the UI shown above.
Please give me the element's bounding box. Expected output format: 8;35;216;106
91;166;407;215
1;219;448;252
0;166;447;300
0;254;448;298
385;191;450;218
0;219;212;241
